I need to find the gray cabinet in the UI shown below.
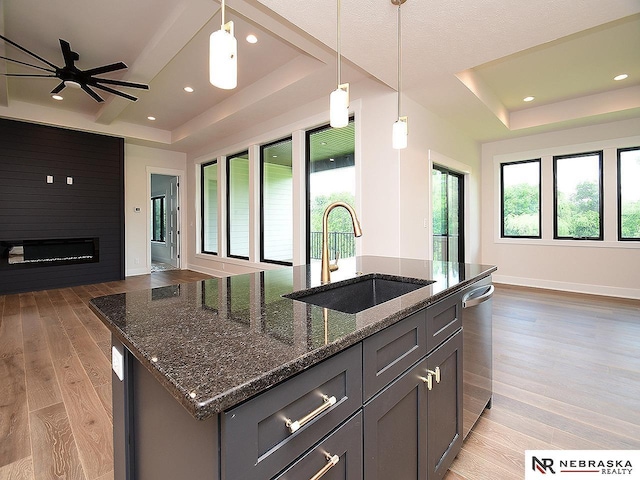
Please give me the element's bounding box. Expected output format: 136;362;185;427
363;330;462;480
221;344;362;480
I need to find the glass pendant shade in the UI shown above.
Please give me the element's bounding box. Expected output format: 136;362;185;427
209;24;237;90
329;84;349;128
392;117;408;150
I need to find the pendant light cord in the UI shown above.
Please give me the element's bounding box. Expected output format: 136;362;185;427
221;0;226;27
337;0;342;86
397;2;402;117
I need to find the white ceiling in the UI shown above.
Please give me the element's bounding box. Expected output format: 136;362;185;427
1;0;639;155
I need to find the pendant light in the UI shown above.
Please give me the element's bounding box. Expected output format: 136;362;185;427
209;0;237;90
329;0;349;128
392;0;408;149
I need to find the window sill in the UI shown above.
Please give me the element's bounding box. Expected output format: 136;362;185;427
494;237;640;249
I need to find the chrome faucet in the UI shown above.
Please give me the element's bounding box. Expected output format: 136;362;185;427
321;201;363;283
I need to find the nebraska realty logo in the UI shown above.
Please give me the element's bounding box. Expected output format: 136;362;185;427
525;451;640;479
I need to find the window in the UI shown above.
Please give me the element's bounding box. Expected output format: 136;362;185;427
501;159;541;238
151;196;165;242
618;147;640;240
201;160;218;254
432;166;464;262
306;119;356;264
227;151;250;259
261;138;293;265
553;151;603;240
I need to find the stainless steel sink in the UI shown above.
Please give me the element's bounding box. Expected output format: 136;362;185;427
284;274;434;314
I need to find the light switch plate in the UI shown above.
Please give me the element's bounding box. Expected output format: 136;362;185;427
67;177;73;185
46;175;53;184
112;345;124;381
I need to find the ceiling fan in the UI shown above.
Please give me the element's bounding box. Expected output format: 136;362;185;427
0;34;149;102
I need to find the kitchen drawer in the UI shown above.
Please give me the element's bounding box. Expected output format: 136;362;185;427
426;293;461;352
274;412;362;480
362;309;426;401
221;344;362;480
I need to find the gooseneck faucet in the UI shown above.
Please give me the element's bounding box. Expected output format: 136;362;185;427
321;201;363;283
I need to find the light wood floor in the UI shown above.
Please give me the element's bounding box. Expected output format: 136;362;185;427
1;274;639;479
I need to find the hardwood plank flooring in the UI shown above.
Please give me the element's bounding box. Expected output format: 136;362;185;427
1;273;638;479
0;270;211;480
445;284;640;480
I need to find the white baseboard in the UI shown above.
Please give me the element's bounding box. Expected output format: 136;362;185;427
126;267;150;277
186;263;229;278
492;274;640;300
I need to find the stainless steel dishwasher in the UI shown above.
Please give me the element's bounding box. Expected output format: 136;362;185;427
461;276;494;438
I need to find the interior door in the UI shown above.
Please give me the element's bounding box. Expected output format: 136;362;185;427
432;166;464;263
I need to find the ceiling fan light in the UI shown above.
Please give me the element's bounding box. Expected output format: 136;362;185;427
65;80;82;89
329;83;349;128
209;22;237;90
392;116;408;150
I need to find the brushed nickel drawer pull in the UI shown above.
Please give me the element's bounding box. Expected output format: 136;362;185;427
309;453;340;480
420;367;440;391
285;394;337;433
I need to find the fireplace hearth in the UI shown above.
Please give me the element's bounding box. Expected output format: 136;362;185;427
1;238;99;268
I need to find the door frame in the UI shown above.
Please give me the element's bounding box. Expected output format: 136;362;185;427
146;167;185;271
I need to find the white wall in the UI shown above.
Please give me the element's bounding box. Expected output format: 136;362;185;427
184;77;482;277
481;117;640;299
125;144;187;276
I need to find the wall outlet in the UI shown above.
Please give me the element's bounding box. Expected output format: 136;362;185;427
134;257;140;265
46;175;53;183
112;345;124;381
67;177;73;185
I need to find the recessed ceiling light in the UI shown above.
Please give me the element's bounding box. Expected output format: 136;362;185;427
614;74;628;81
523;96;535;102
147;116;156;121
184;86;194;93
52;94;63;101
329;158;335;162
246;34;258;44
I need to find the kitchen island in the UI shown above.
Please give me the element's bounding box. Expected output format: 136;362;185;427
90;256;496;480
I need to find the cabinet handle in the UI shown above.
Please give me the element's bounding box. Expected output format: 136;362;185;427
420;367;441;391
285;395;337;433
309;453;340;480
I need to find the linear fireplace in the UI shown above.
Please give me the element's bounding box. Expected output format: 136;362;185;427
1;238;99;268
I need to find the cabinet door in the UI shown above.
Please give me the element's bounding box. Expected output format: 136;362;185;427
363;359;427;480
426;330;463;480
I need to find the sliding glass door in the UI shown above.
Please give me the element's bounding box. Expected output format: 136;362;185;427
432;166;464;263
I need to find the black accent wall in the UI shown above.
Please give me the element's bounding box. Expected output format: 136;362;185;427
0;118;125;295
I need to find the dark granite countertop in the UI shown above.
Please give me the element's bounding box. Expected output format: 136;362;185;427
89;256;496;420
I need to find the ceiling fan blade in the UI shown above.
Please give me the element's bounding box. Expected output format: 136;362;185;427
0;55;57;73
81;84;104;103
0;34;59;70
92;83;138;102
51;82;66;94
0;73;57;78
93;77;149;90
59;39;78;68
83;62;127;77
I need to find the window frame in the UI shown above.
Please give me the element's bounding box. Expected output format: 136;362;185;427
617;146;640;241
553;150;604;241
151;195;166;243
305;117;356;264
260;136;293;266
500;158;542;239
201;159;218;255
226;150;251;260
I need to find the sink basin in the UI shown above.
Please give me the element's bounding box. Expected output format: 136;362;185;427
284;274;434;314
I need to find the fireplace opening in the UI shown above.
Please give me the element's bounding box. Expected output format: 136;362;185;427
1;238;99;268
